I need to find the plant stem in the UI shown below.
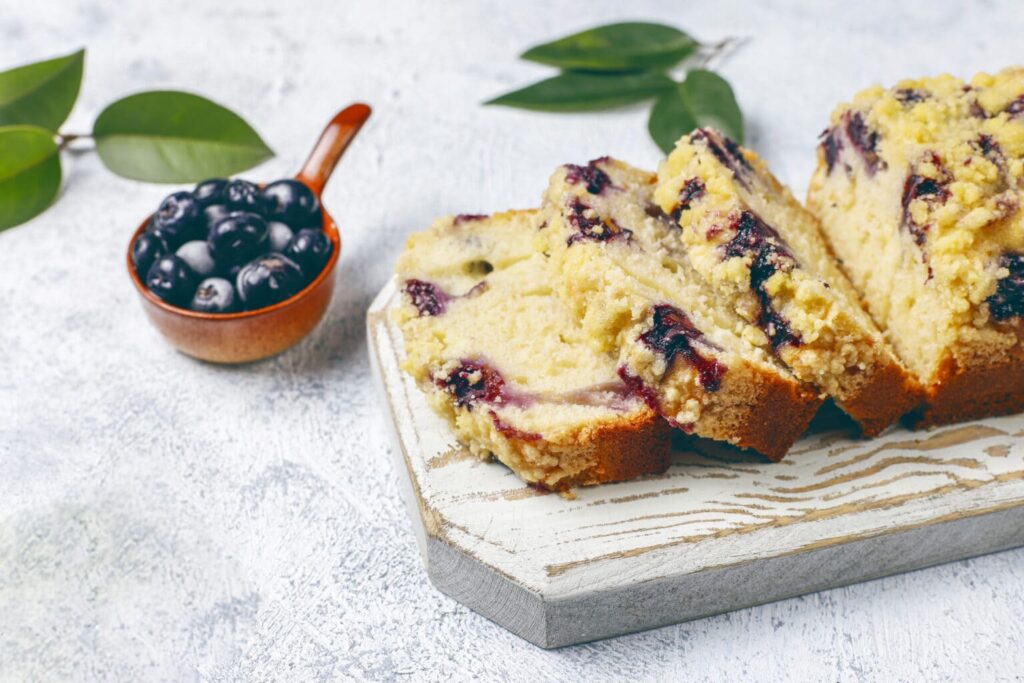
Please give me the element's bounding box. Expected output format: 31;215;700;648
56;132;92;151
695;36;748;70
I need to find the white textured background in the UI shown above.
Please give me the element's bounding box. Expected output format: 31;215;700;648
2;1;1023;681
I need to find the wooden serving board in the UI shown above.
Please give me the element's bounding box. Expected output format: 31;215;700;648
367;280;1024;649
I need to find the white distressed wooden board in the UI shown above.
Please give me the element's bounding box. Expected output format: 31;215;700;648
367;279;1024;649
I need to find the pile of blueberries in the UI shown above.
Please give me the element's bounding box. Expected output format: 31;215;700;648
132;178;332;313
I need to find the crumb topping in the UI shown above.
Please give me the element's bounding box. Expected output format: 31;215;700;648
821;68;1024;319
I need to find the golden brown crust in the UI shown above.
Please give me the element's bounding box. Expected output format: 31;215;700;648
465;406;673;492
834;355;925;437
700;364;823;462
658;132;915;439
555;416;674;489
806;210;923;435
909;325;1024;427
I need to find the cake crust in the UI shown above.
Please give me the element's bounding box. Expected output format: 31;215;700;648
696;361;822;461
656;128;920;436
807;68;1024;428
911;322;1024;427
836;354;925;435
538;158;822;460
396;209;671;491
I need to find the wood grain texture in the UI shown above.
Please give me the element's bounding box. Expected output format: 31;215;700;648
370;280;1024;647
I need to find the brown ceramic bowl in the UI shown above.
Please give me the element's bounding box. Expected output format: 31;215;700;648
127;103;371;364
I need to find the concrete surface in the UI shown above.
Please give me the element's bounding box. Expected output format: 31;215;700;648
2;0;1023;680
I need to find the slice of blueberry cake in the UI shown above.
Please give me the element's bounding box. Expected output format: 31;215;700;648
395;210;671;491
537;158;821;460
807;68;1024;426
655;128;920;436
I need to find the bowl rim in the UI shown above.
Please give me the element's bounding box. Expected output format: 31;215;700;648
127;202;341;322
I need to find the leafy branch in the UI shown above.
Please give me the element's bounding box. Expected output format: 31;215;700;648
0;49;273;231
485;22;745;154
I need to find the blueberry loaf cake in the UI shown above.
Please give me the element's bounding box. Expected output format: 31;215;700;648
655;129;920;435
537;158;821;460
395;210;672;490
807;68;1024;425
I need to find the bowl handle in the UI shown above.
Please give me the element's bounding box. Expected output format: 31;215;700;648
296;103;372;197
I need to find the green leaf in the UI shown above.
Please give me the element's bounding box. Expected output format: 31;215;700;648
0;126;61;231
521;22;698;72
486;71;674;112
0;49;84;131
93;91;273;182
648;69;744;154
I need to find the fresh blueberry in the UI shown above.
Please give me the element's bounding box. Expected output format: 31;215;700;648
224;179;263;213
193;178;228;207
284;228;332;278
267;221;294;253
207;212;269;267
175;240;217;278
146;255;198;307
152;191;202;247
262;179;321;228
190;277;237;313
132;232;168;279
203;204;231;232
222;262;244;283
236;253;304;309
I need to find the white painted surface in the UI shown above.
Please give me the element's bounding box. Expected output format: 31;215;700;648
2;0;1023;680
373;279;1024;594
371;279;1024;648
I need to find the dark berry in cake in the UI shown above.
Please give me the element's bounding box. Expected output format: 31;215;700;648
437;360;507;409
224;179;264;213
900;152;951;247
488;411;542;441
842;111;884;174
894;88;927;105
670;178;706;220
208;212;269;266
974;135;1009;190
146;254;198;307
284;228;332;279
692;129;752;187
976;134;1002;160
1005;95;1024;118
152;191;202;247
193;178;228;208
262;179;321;228
987;252;1024;321
754;291;799;350
454;214;487;225
566;199;632;245
638;304;725;391
235;253;304;309
820;127;843;175
190;277;237;313
403;279;449;317
132;232;168;279
723;211;801;349
617;366;660;411
565;159;613;195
